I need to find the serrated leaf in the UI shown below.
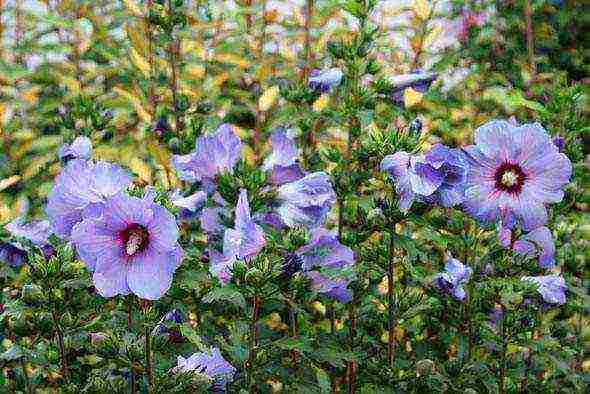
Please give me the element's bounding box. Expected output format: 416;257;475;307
202;286;246;309
179;323;208;352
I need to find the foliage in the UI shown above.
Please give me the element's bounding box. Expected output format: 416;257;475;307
0;0;588;392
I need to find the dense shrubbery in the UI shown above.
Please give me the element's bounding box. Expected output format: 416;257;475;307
0;0;588;392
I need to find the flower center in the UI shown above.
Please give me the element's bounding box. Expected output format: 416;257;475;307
501;171;518;187
494;162;527;194
120;224;149;256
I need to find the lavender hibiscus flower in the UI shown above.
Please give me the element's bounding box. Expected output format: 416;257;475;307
169;189;207;222
306;271;353;304
2;202;54;266
308;68;343;92
209;189;266;283
512;226;556;269
46;159;133;238
434;255;472;301
521;275;566;305
0;243;27;267
58;136;92;162
70;192;183;300
296;228;356;303
276;172;336;228
462;120;572;231
263;130;304;185
387;71;437;106
381;144;468;212
297;228;355;270
171;124;242;182
174;347;236;390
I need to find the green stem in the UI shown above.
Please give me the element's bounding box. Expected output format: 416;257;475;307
387;229;396;368
145;324;154;394
20;357;32;394
523;0;535;76
51;306;68;380
127;297;137;394
499;305;506;394
248;297;261;393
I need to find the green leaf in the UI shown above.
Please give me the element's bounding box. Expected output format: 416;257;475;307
273;337;314;353
0;345;24;361
202;286;246;309
179;323;209;352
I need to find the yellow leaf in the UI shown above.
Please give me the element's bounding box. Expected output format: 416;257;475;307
0;103;10;125
266;312;288;332
214;53;248;68
185;64;205;80
126;22;147;56
258;86;280;112
377;276;389;296
147;142;171;169
122;0;144;17
311;301;326;315
279;43;297;62
23;154;53;180
128;157;152;184
113;87;152;123
404;87;423;108
413;0;430;20
312;93;329;112
60;76;81;95
181;39;206;59
21;87;40;105
423;25;442;48
242;144;257;166
0;175;20;192
130;47;151;77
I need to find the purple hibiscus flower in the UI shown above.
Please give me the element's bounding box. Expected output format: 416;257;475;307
381;144;468;212
169;189;207;222
521;275;566;305
434;255;472;301
173;347;236;390
297;228;355;270
296;228;356;303
0;243;27;268
2;202;54;266
263;130;304;185
199;192;229;235
309;68;343;92
152;309;184;342
512;226;555;269
387;71;437;106
209;189;266;283
276;172;336;228
70;192;183;300
306;271;353;304
58;136;93;162
46;159;133;238
171;124;242;183
462;120;572;231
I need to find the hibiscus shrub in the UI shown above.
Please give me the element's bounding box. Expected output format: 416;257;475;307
0;0;588;393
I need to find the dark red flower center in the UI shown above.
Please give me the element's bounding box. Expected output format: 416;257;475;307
119;224;150;256
494;162;527;194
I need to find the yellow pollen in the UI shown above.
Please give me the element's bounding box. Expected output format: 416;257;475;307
126;231;144;256
501;171;518;187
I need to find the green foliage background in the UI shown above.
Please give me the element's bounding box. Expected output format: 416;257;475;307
0;0;588;392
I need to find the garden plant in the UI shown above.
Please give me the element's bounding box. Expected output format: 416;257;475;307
0;0;588;392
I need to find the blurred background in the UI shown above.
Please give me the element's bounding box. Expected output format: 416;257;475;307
0;0;587;219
